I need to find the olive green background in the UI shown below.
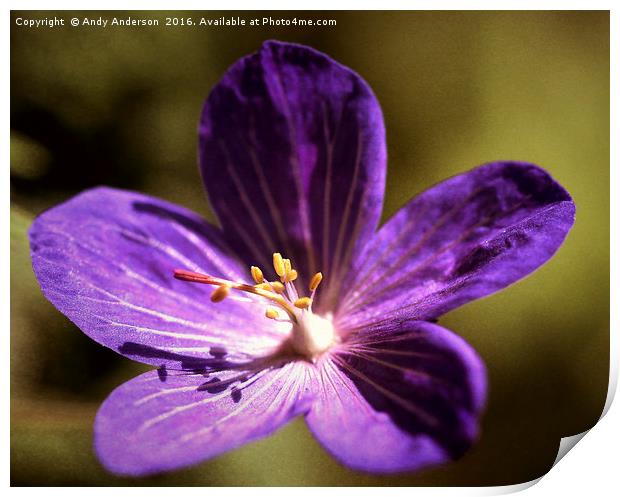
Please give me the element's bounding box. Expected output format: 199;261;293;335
10;11;609;486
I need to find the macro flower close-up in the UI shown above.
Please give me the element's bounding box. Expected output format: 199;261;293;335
28;40;576;477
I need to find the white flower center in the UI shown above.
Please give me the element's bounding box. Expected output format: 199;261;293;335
290;312;335;361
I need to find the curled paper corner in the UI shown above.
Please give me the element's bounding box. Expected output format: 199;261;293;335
547;361;617;472
485;363;617;495
481;429;598;495
552;430;590;466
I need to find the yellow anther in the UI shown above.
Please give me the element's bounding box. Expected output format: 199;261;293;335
265;306;280;319
273;253;285;277
280;259;292;282
270;281;285;294
294;297;312;309
255;282;273;292
287;269;298;282
309;272;323;291
250;266;264;284
210;285;230;303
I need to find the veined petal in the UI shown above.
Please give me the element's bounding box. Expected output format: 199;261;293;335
199;40;386;298
95;360;314;476
337;162;575;329
29;187;284;368
306;320;485;473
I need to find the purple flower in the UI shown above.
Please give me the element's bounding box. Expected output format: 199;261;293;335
29;40;575;477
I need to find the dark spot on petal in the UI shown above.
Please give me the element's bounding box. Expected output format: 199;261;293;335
157;364;167;382
452;232;528;278
503;231;529;249
198;377;228;394
119;342;210;371
132;201;217;240
209;346;228;358
180;359;210;373
502;162;569;202
231;387;242;403
183;364;208;375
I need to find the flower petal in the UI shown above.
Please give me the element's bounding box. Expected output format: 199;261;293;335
95;360;314;475
306;320;486;473
199;40;386;296
337;162;575;329
29;187;285;368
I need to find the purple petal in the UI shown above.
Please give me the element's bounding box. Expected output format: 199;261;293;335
95;360;314;475
336;162;575;329
306;320;486;473
199;40;386;298
29;187;286;368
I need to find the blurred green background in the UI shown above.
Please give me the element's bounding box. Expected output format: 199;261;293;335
10;10;609;486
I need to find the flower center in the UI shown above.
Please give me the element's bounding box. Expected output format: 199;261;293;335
173;252;336;361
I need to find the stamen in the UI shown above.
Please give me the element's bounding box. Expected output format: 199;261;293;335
270;281;285;294
273;253;286;277
309;272;323;292
174;269;298;322
250;266;264;284
281;258;294;282
265;307;280;319
294;297;312;309
174;253;334;360
210;285;230;303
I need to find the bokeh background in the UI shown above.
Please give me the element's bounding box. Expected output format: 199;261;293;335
10;10;609;486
